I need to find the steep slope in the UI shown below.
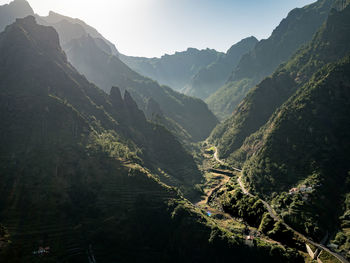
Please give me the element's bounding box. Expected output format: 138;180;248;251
62;34;143;91
0;0;218;142
184;36;258;100
210;2;350;161
63;34;218;141
120;48;222;92
0;0;33;32
242;56;350;244
207;0;335;119
0;17;302;263
0;15;203;197
37;11;118;55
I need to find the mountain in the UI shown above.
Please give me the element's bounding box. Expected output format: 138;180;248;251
207;0;335;119
183;36;258;100
61;32;218;142
37;11;119;55
243;55;350;245
0;0;219;142
0;0;33;32
0;14;203;196
209;3;350;254
0;2;218;143
210;0;350;162
120;48;222;92
0;16;303;263
0;1;118;56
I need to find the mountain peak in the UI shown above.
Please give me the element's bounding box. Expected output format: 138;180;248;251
46;10;77;23
0;0;34;32
6;0;33;11
7;16;61;53
226;36;258;55
0;16;70;96
15;14;35;25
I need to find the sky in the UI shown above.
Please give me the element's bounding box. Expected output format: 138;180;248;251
1;0;316;57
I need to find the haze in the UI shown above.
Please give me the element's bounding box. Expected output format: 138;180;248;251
0;0;316;57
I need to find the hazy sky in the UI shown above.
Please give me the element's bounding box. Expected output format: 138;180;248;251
1;0;316;57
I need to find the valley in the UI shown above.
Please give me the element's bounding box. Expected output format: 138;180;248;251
0;0;349;262
198;145;349;262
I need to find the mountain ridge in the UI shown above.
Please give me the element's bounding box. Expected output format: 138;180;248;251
207;0;335;119
183;36;258;100
0;16;302;263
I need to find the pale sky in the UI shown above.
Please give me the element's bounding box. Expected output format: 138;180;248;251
0;0;317;57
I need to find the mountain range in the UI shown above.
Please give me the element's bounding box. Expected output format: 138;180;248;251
121;37;258;102
210;0;350;255
183;36;258;100
207;0;335;119
120;48;222;92
36;12;218;142
0;14;303;263
1;0;350;261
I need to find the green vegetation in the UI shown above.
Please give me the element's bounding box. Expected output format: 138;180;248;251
206;2;350;256
60;33;218;142
240;56;350;239
331;191;350;259
0;15;305;263
207;0;334;119
220;189;266;227
206;78;254;120
215;187;304;252
211;1;350;161
319;250;340;263
259;213;275;234
184;37;258;100
1;0;350;262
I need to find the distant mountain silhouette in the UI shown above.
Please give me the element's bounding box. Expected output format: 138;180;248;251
0;0;219;142
120;48;222;92
61;30;218;142
183;36;258;100
0;0;34;32
37;11;119;55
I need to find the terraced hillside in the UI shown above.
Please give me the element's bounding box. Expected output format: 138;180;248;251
0;17;306;263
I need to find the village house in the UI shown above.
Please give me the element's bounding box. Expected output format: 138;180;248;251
289;185;313;195
33;246;50;255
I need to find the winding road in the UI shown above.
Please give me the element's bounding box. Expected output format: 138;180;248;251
213;147;349;263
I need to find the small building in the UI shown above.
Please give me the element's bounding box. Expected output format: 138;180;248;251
300;186;313;193
33;246;50;255
289;188;298;194
245;236;254;247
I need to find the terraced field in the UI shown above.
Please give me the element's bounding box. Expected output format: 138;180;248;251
0;163;180;262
